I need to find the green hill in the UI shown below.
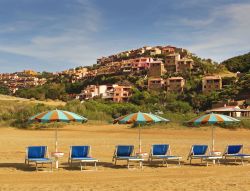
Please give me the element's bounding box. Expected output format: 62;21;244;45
221;52;250;73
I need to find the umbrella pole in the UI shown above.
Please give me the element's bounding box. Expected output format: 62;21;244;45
212;125;215;165
212;126;215;151
139;124;141;153
55;125;58;152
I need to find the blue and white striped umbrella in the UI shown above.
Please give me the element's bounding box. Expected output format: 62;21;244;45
29;110;87;152
188;113;240;125
188;113;240;151
29;110;87;123
114;111;169;152
114;111;169;124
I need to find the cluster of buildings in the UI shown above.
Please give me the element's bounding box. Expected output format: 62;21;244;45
0;70;46;94
0;45;225;103
147;75;222;93
97;45;189;65
57;68;97;82
75;45;224;102
56;45;196;85
94;46;194;77
76;84;132;103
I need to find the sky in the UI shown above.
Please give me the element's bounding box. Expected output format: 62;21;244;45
0;0;250;73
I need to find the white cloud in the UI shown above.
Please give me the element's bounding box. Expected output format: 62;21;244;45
0;0;101;69
183;3;250;61
155;2;250;61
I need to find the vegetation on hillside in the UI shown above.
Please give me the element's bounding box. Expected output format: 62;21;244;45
15;83;69;101
221;52;250;73
0;100;250;128
0;85;10;95
1;50;249;130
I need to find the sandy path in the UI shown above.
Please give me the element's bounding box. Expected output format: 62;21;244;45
0;124;250;191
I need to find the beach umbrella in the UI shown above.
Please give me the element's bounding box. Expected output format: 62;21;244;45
187;113;240;151
114;111;169;153
29;109;87;152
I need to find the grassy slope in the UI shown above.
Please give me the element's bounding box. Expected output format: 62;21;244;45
0;94;65;106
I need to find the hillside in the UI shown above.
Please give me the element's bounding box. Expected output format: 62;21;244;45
221;52;250;73
1;45;249;115
0;94;65;106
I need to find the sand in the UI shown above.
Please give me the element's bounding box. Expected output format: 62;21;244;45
0;124;250;191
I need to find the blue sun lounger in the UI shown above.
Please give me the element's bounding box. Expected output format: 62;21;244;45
112;145;137;166
187;145;211;165
68;145;98;171
148;144;182;167
25;146;53;171
223;145;250;165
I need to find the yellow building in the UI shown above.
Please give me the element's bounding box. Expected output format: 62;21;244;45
23;70;37;76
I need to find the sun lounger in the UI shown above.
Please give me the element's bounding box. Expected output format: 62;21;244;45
68;145;98;171
25;146;53;171
148;144;182;167
112;145;137;167
223;145;250;165
187;145;211;165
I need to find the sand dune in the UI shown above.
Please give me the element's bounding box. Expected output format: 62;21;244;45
0;124;250;191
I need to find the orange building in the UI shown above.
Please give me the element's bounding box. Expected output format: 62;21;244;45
202;75;222;93
176;58;193;73
148;61;165;77
113;85;132;102
148;78;165;90
165;53;180;73
166;77;185;92
161;46;175;54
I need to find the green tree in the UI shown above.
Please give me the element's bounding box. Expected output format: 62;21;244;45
222;52;250;73
0;85;10;95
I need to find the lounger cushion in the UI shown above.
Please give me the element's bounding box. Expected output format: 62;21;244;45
28;158;52;162
116;156;137;160
227;145;242;154
28;146;46;158
71;146;89;158
151;155;181;159
152;145;169;156
191;155;210;159
225;154;250;158
71;157;96;160
192;145;208;155
116;146;134;157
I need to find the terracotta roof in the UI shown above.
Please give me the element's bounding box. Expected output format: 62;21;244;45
206;106;249;112
203;75;221;79
168;77;184;80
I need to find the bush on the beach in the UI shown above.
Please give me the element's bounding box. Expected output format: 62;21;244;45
0;99;248;129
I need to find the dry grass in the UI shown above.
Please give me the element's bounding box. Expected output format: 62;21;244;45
0;94;65;106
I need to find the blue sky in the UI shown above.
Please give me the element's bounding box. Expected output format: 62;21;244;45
0;0;249;72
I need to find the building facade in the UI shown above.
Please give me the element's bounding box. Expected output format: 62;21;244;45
148;61;165;77
166;77;185;92
148;78;165;90
78;84;132;102
202;75;222;93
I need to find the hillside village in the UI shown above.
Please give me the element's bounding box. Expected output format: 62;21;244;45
0;70;47;94
0;45;249;115
57;45;226;102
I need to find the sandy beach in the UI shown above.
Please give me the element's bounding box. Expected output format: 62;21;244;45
0;124;250;191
